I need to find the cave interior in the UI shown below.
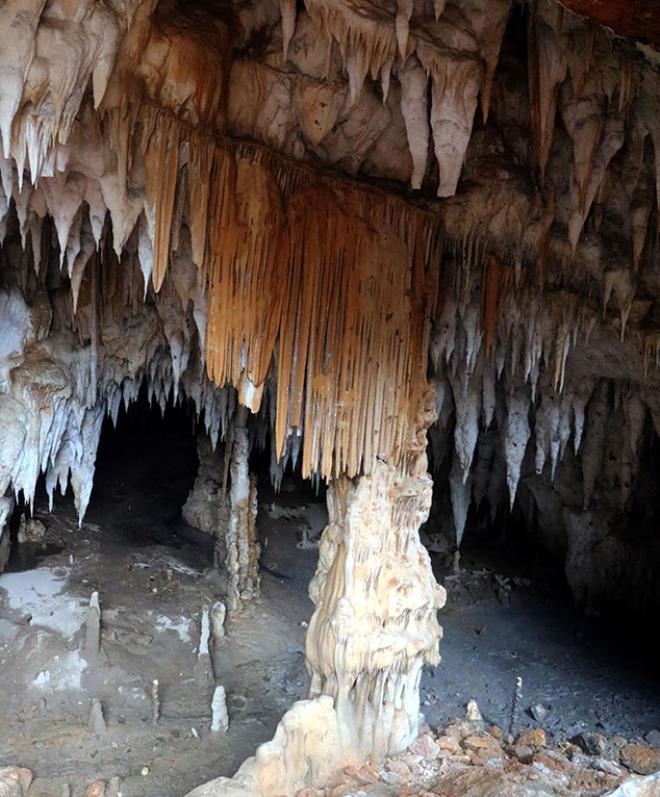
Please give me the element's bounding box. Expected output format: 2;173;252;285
1;0;660;795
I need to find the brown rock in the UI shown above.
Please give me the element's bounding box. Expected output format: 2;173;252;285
572;731;608;756
343;762;380;784
533;750;575;777
570;768;617;794
463;734;491;751
510;744;534;764
472;750;506;768
437;734;462;755
490;725;503;740
517;729;547;749
620;743;660;775
407;733;440;760
383;759;412;782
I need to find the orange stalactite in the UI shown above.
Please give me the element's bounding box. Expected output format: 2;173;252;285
481;255;510;357
138;101;442;482
143;109;181;293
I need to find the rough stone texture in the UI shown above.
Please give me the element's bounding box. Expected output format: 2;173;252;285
0;497;13;575
0;768;32;797
0;1;660;795
620;744;660;776
306;460;446;760
182;436;229;542
292;719;660;797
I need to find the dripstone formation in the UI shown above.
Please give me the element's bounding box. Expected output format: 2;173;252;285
1;0;660;794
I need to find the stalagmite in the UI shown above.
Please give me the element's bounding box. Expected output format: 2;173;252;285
211;601;226;640
211;686;229;733
226;407;260;609
84;591;101;658
306;457;445;760
107;778;122;797
194;606;215;687
0;496;13;574
151;679;160;725
89;699;106;735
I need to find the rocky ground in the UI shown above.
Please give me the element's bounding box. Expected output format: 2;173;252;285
298;711;660;796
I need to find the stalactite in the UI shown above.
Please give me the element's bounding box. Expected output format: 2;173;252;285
428;57;482;198
280;0;297;62
143;108;181;292
528;3;567;177
449;457;471;548
448;369;480;481
503;386;530;507
399;56;429;191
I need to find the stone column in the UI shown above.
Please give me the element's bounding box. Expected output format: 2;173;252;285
305;389;445;760
226;406;260;608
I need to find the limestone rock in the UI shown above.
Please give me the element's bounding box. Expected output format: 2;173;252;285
620;744;660;776
0;768;32;797
606;773;660;797
572;732;609;757
518;729;548;750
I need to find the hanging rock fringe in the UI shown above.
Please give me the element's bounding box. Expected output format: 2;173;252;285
142;105;442;481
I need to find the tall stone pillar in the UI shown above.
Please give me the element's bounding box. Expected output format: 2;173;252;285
305;389;446;760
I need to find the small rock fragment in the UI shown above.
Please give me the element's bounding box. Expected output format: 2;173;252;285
572;731;608;757
0;767;33;797
408;733;440;759
530;703;550;723
466;699;483;723
511;744;534;764
517;728;547;749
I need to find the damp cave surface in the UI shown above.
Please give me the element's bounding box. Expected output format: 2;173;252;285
1;393;660;795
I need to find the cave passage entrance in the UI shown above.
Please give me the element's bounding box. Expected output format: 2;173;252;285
0;385;323;797
417;422;660;749
85;386;203;552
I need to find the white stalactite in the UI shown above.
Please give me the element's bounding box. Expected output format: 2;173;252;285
399;57;429;191
504;387;530;508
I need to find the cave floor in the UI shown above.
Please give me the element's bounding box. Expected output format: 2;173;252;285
0;486;316;797
1;484;659;796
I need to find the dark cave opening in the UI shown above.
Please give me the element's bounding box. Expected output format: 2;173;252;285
418;404;660;747
86;387;202;550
